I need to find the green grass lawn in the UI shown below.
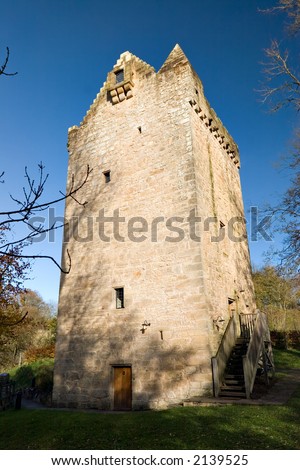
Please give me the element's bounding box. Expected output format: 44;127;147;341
1;391;300;450
1;349;299;450
273;348;300;369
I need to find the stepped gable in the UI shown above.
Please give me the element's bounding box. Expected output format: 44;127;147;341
69;45;239;168
69;51;155;132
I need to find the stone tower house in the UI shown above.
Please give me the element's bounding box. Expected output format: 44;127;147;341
52;45;257;410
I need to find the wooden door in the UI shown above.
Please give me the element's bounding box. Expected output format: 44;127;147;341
113;366;132;411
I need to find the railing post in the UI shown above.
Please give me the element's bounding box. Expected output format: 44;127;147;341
211;357;220;397
262;349;269;386
243;356;251;399
242;311;272;398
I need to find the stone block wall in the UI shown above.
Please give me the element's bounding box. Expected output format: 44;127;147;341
52;45;255;410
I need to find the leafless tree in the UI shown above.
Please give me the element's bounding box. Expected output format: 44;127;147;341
258;3;300;273
260;39;300;112
0;163;92;273
0;47;93;274
259;0;300;112
0;46;92;331
260;0;300;35
265;130;300;272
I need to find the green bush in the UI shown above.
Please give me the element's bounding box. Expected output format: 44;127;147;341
10;364;35;389
9;359;54;393
34;361;54;394
271;331;300;349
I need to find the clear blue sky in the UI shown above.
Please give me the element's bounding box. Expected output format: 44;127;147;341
1;0;298;304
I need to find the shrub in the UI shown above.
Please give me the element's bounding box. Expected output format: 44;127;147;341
271;330;300;349
9;359;54;395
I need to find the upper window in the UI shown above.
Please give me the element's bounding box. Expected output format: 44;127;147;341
115;287;124;309
115;69;124;84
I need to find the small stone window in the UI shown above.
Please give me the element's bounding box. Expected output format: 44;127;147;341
115;69;124;84
103;170;111;183
115;287;124;309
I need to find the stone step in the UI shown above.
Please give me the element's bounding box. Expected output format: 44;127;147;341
224;374;244;380
220;385;245;392
218;337;249;400
225;368;243;375
219;390;247;398
228;359;243;365
233;343;247;348
223;379;244;386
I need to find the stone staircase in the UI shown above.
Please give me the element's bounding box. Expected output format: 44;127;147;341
219;338;248;398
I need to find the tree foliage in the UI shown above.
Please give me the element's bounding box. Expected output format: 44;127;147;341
0;225;30;329
0;289;56;370
253;266;300;332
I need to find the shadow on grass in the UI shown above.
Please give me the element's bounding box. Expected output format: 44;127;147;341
273;348;300;370
1;386;300;450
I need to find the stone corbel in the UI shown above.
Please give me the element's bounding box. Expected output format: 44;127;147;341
109;80;134;105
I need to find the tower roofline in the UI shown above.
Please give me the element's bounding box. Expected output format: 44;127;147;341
69;45;191;132
158;44;190;73
68;46;240;167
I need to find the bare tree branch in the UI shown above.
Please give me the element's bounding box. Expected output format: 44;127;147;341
0;311;28;327
258;3;300;273
0;162;91;275
259;40;300;112
263;154;300;272
0;47;17;77
0;164;92;219
259;0;300;36
0;220;65;252
258;1;300;112
0;46;88;340
0;249;72;274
